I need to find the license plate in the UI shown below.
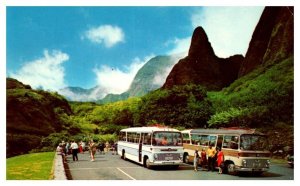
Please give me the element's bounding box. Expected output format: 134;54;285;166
162;161;175;164
165;156;173;160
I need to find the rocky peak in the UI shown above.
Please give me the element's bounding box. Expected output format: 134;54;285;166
188;26;215;57
163;27;243;90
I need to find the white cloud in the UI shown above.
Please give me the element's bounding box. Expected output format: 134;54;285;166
58;86;107;102
93;55;154;94
166;37;191;56
152;54;183;86
10;50;69;91
84;25;125;48
191;7;264;58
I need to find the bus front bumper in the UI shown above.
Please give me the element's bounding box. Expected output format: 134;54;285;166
149;160;182;166
235;166;269;172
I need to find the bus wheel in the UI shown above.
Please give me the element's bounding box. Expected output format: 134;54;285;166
144;157;151;169
226;163;236;175
183;153;189;164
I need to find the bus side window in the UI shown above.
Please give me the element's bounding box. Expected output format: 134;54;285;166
209;136;217;147
223;135;239;149
182;133;190;144
199;135;209;146
143;133;151;145
230;136;239;149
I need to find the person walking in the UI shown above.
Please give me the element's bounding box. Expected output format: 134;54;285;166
70;140;79;161
216;147;224;174
207;145;216;171
193;150;200;171
89;140;97;161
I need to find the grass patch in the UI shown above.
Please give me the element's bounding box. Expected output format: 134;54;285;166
6;152;55;180
271;157;288;165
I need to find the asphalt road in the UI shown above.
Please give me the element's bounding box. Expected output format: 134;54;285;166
65;151;294;180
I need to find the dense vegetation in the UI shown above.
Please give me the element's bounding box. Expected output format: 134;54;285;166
6;78;73;157
208;56;293;128
8;54;292;156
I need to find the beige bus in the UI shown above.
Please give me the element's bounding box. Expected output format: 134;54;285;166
182;128;271;175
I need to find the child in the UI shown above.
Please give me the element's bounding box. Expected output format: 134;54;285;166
193;150;200;171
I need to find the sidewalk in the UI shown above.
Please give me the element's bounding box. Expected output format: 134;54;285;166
53;153;67;180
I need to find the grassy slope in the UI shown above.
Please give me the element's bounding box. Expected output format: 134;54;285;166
6;152;55;180
207;56;293;149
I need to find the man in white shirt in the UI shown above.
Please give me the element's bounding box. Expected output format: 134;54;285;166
71;141;79;161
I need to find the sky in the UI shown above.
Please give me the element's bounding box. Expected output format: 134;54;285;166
6;6;264;99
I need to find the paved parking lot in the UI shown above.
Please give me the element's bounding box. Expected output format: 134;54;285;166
65;151;294;180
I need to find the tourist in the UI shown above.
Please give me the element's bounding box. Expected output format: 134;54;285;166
193;150;200;171
201;148;207;170
207;145;216;171
70;140;79;161
89;140;97;161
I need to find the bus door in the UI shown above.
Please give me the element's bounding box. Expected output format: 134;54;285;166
138;133;142;162
217;135;223;150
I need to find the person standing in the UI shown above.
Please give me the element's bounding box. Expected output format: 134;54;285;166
105;141;110;153
216;147;224;174
193;150;200;171
89;140;97;161
207;145;216;171
70;140;79;161
65;141;70;155
200;148;207;170
79;141;83;153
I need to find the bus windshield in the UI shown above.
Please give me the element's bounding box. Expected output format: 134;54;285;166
240;134;268;151
152;132;182;146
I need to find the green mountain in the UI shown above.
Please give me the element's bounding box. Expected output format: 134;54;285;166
99;55;179;103
6;78;73;157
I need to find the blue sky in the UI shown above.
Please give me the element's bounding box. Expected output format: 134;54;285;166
7;6;264;98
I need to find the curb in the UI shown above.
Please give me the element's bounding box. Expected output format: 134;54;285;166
53;153;67;180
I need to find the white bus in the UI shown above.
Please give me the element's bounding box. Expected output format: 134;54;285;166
182;128;271;175
117;126;184;169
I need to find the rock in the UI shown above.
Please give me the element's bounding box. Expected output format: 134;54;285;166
238;6;294;77
163;26;243;90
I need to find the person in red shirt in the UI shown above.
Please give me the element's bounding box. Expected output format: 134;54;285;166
216;147;224;174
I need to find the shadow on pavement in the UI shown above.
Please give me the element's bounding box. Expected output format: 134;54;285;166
63;161;73;180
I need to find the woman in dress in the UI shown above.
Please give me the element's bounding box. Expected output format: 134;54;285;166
200;148;207;170
216;147;224;174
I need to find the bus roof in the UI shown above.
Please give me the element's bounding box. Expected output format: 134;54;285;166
120;126;180;133
181;128;265;136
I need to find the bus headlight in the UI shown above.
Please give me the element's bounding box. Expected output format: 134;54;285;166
242;160;247;167
154;154;158;160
